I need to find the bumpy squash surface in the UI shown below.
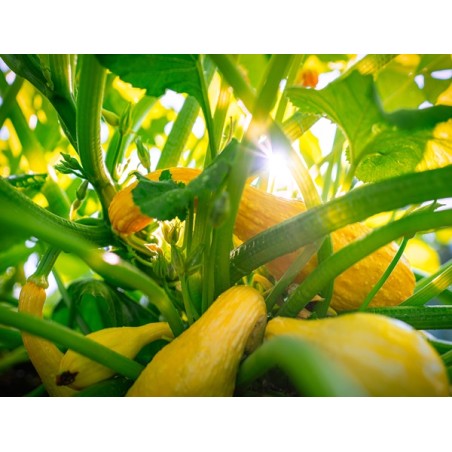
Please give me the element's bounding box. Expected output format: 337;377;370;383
108;168;415;311
126;285;267;396
265;313;449;397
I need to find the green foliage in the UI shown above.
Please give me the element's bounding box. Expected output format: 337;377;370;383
52;279;159;333
0;53;451;397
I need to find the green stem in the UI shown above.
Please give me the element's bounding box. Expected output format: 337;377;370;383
0;326;23;348
402;260;452;307
0;306;143;379
321;129;345;202
208;54;256;111
157;96;200;169
359;236;410;311
33;247;60;280
1;54;78;149
230;166;452;284
49;54;74;102
358;306;452;330
0;178;111;246
106;95;156;180
236;336;366;396
212;56;293;298
265;241;322;312
74;376;132;397
278;210;452;317
41;177;71;218
76;54;116;213
0;187;184;335
197;57;217;163
274;55;305;123
213;75;233;151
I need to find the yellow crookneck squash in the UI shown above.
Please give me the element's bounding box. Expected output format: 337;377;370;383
18;281;75;397
108;167;415;311
265;313;449;397
126;285;267;396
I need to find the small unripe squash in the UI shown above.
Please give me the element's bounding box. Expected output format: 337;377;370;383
108;167;415;311
126;285;267;396
265;313;449;397
57;322;173;389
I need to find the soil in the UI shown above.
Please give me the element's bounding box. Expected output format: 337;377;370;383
0;362;44;397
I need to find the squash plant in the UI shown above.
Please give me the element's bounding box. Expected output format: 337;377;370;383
0;54;452;397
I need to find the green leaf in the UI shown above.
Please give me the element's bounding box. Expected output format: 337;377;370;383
375;60;425;112
288;71;384;162
52;279;159;332
97;54;204;112
132;139;241;222
133;175;190;221
355;129;431;182
382;105;452;130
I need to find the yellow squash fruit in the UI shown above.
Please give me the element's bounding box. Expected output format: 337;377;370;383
265;313;449;397
56;322;173;390
18;281;75;397
236;185;415;311
109;167;415;311
126;285;267;397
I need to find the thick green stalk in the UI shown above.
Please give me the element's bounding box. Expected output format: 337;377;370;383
274;54;305;123
0;306;143;380
236;335;366;396
76;54;116;213
278;210;452;317
212;55;293;298
157;96;200;169
358;236;410;311
1;54;77;149
230;166;452;283
359;306;452;330
402;260;452;307
197;57;217;163
213;76;233;151
0;184;184;335
49;54;74;102
208;54;256;111
0;177;111;246
265;241;322;311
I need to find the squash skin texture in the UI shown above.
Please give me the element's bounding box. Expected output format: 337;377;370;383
57;322;173;390
109;167;415;311
265;314;449;397
18;282;75;397
235;186;415;311
126;286;267;397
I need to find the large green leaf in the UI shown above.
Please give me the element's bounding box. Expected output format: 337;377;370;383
96;54;205;113
354;129;432;182
287;71;384;162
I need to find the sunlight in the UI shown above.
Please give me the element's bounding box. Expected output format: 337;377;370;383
265;151;296;196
